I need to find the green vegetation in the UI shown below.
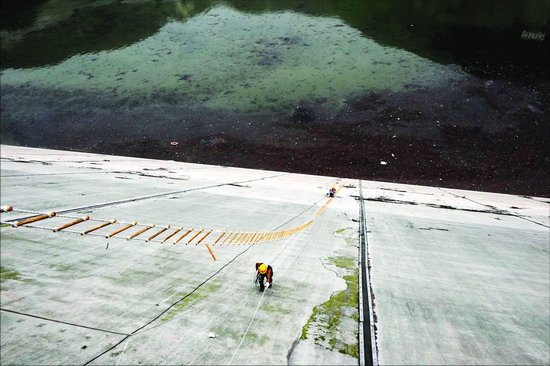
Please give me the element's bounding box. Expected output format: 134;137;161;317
329;256;356;269
48;264;73;272
334;228;359;247
300;256;359;359
245;332;270;346
261;302;292;315
1;266;24;284
161;281;222;321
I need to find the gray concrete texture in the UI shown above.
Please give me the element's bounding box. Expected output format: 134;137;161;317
1;145;549;365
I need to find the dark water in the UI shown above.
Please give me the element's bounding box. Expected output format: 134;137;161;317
1;0;549;196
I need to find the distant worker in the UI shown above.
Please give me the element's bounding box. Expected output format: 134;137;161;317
329;186;337;197
255;262;273;292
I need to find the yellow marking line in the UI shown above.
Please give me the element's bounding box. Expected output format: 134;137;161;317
213;232;226;245
174;228;193;244
14;212;56;227
205;244;217;261
196;230;212;245
234;232;247;244
82;219;116;235
225;231;238;245
187;229;204;244
228;232;241;244
146;226;170;242
220;231;234;245
162;227;182;243
8;183;343;260
127;225;155;240
248;232;259;244
53;216;89;232
106;222;137;238
238;232;250;245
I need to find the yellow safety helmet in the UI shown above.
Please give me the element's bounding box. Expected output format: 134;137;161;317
259;264;267;274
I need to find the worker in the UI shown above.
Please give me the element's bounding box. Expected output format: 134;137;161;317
255;262;273;292
329;186;336;197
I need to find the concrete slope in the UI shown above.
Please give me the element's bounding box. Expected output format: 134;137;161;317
1;145;548;365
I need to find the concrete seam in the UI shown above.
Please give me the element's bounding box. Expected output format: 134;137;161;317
440;188;549;228
82;243;258;365
359;180;378;366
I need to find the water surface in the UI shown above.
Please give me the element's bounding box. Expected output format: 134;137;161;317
1;0;549;195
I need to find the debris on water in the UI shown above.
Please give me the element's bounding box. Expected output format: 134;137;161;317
292;104;315;123
177;74;192;81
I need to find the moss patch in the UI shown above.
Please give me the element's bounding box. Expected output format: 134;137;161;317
261;302;292;315
1;266;28;284
161;281;222;321
245;332;270;346
329;256;356;269
48;264;73;272
334;228;359;247
300;256;359;359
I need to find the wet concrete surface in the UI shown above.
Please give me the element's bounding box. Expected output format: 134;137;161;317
1;145;548;365
1;0;549;197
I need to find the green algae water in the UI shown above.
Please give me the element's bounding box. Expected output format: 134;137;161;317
1;0;549;196
1;4;465;114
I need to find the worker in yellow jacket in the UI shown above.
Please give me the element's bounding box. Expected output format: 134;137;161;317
255;263;273;292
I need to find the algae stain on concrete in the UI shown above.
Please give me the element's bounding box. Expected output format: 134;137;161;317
1;266;29;285
299;255;359;359
245;332;270;346
161;281;222;321
334;227;359;247
261;302;293;315
48;264;73;272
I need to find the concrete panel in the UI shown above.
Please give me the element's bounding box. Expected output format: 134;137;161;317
367;202;549;365
1;145;548;365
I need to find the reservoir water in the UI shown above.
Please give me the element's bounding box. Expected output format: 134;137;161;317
1;0;549;195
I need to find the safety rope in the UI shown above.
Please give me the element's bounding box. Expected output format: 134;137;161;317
0;308;130;336
0;185;343;261
226;186;342;364
228;288;268;365
115;335;133;366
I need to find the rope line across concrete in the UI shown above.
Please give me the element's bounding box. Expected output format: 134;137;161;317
0;308;130;336
0;186;342;261
4;173;289;223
